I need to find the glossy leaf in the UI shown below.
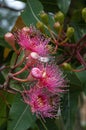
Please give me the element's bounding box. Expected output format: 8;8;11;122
7;94;36;130
61;71;82;130
21;0;43;26
61;91;80;130
56;0;71;14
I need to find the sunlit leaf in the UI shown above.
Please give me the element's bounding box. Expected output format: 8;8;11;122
4;48;11;59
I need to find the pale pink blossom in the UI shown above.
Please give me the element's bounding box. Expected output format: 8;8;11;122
31;64;66;93
17;27;49;56
22;87;59;118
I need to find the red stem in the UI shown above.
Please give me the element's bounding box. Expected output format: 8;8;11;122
12;76;29;82
76;51;86;67
72;67;86;72
12;65;28;76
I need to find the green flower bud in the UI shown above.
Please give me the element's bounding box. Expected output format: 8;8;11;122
66;27;75;38
53;22;61;32
36;22;44;32
40;12;48;25
82;8;86;22
54;11;64;24
62;63;72;71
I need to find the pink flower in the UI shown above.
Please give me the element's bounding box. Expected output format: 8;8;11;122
22;87;59;118
17;27;49;56
31;64;66;93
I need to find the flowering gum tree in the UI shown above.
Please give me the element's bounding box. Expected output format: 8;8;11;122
0;1;86;130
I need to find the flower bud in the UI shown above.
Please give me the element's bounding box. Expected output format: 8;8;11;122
40;12;48;25
36;21;45;32
22;27;30;34
26;52;40;66
53;22;61;32
4;32;15;45
62;62;72;70
66;27;75;38
31;67;42;79
82;8;86;22
54;11;64;24
4;32;18;53
30;52;40;60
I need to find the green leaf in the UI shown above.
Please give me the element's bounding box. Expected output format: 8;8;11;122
61;71;82;130
56;0;71;14
73;23;86;41
75;70;86;94
65;71;82;92
7;94;36;130
1;69;9;80
0;91;14;128
61;91;79;130
21;0;43;26
21;0;56;36
75;70;86;85
10;53;17;67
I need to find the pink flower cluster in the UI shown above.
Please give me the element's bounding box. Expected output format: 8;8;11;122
17;26;67;118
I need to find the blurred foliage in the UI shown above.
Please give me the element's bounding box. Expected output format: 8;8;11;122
0;0;86;130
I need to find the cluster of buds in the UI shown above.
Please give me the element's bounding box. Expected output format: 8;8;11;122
36;11;86;71
4;26;67;118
